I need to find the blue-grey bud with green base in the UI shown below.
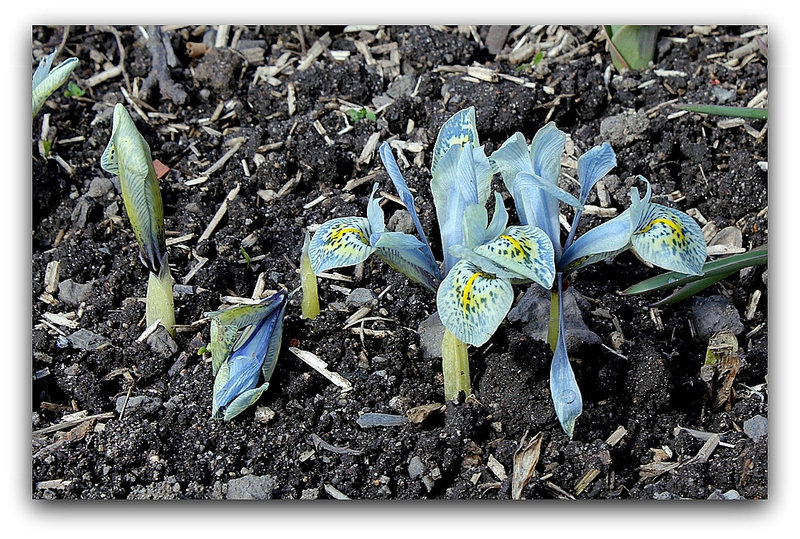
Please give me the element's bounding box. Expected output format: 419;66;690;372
205;290;288;420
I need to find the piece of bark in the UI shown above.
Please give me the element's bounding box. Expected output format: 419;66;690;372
140;25;187;105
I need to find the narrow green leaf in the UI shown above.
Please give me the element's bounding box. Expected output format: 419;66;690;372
650;270;740;306
623;244;767;296
677;104;768;120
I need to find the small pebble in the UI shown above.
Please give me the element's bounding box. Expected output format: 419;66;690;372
743;414;768;442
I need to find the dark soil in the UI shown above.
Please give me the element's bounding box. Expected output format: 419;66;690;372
31;24;768;501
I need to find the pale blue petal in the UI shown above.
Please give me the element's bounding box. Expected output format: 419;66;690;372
516;171;583;210
559;210;633;275
530;122;567;186
431;107;479;176
511;173;562;256
484;192;509;243
576;142;617;204
366;183;386;238
372;230;440;284
309;217;375;274
462;203;488;249
375;247;438;292
436;259;514;347
378;143;442;279
550;275;583;438
631;204;707;275
431;144;480;274
472;146;494;208
490;132;531;194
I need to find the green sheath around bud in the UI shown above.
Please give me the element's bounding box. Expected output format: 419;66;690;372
101;104;175;335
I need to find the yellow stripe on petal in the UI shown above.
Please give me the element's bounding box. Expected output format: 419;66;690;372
308;217;375;274
475;225;555;288
437;259;514;347
632;204;706;275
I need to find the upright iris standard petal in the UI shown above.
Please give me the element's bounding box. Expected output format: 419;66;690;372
550;275;583;438
474;225;556;289
484;192;509;244
515;172;583;210
431;106;479;177
559;210;634;275
101;104;166;276
308;217;374;274
492;124;568;255
366;183;386;240
431;144;480;274
529;122;567;186
631;204;706;275
576;142;617;204
565;142;618;249
378;143;441;279
461;204;489;249
436;259;514;347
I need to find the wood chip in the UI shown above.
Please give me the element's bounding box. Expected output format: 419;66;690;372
202;137;246;176
605;426;628;447
406;403;445;424
574;468;600;495
344;171;381;192
44;260;60;294
198;183;240;242
288;347;353;391
324;484;351;500
297;33;331;71
745;290;762;321
487;454;508;481
511;431;543;500
357;132;381;164
32;412;115;437
42;312;78;329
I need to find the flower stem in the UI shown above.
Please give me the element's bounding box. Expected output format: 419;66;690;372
300;230;320;319
146;264;176;336
547;288;560;352
442;328;470;401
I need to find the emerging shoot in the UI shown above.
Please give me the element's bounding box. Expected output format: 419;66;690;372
101;104;176;336
32;49;78;117
204;291;288;420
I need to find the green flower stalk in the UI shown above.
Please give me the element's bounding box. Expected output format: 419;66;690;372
441;328;470;399
101;104;175;335
32;49;78;117
300;230;320;319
